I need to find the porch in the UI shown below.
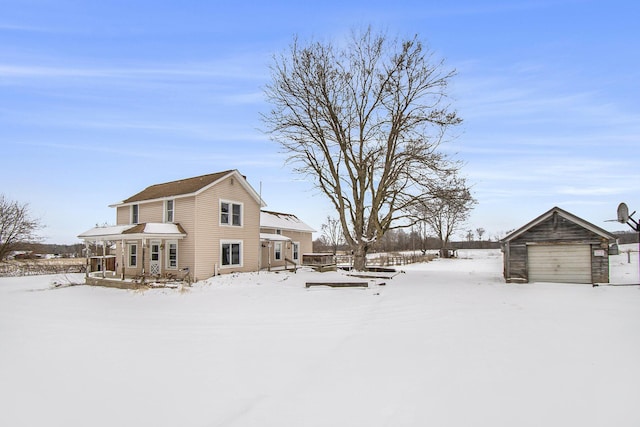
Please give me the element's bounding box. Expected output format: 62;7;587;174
85;271;192;289
260;233;300;272
78;223;187;283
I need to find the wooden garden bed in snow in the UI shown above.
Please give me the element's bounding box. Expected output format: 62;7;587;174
305;281;368;288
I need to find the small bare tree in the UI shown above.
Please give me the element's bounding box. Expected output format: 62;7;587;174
263;27;464;270
413;183;476;256
0;194;43;260
320;215;345;255
466;230;474;242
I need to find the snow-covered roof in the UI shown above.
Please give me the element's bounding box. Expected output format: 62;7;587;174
260;210;315;233
260;233;292;242
78;223;187;242
77;225;133;238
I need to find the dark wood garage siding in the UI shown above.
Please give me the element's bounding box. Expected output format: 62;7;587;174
503;210;611;284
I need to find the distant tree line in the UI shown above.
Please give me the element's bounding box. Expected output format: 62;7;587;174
11;242;85;258
314;227;500;254
613;231;640;244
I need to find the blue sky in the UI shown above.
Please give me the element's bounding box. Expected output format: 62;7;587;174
1;0;638;244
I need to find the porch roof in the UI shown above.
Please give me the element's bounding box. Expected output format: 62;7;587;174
260;233;292;242
78;223;187;242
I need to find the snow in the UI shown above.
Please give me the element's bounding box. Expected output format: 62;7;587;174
260;211;316;232
77;222;186;240
260;232;292;242
1;247;639;427
140;222;186;234
77;224;132;238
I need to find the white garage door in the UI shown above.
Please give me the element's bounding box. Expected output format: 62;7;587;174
528;244;592;284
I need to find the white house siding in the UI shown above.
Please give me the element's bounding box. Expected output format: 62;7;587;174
283;229;313;256
116;206;129;225
140;200;164;223
174;196;196;280
193;175;261;279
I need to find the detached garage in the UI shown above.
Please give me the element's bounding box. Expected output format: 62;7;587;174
501;207;616;284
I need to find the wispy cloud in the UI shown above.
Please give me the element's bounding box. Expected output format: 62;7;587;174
556;186;626;196
418;0;590;18
0;23;55;33
0;61;267;81
12;139;283;167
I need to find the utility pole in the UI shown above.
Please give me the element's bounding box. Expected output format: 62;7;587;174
617;202;640;283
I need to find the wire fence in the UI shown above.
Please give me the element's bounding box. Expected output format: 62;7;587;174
0;260;86;277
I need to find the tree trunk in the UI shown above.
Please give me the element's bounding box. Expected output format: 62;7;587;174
353;243;368;271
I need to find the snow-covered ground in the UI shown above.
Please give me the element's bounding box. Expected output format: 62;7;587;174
1;247;639;427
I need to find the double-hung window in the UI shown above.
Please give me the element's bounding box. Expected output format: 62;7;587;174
274;242;282;260
292;242;300;261
166;240;178;269
220;201;242;226
165;199;174;223
221;241;242;267
131;204;139;224
128;244;138;267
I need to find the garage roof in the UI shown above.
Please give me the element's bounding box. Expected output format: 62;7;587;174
501;206;616;243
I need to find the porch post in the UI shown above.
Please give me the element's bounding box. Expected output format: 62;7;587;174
84;242;89;280
121;239;125;280
101;239;106;279
141;238;146;277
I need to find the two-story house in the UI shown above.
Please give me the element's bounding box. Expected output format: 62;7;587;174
79;169;313;282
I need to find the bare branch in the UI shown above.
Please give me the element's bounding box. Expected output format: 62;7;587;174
262;27;464;270
0;194;44;260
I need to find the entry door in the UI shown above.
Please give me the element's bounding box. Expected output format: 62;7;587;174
150;240;161;275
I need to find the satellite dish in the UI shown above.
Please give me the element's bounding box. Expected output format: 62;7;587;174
617;202;629;223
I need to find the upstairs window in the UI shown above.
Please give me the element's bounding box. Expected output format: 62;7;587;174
131;204;139;224
220;201;242;226
165;199;174;223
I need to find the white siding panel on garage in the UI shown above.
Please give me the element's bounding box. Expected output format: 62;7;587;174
528;244;592;284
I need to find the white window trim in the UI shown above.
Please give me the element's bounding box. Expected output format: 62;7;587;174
128;243;138;267
220;240;243;268
292;241;300;262
164;199;175;223
131;204;139;224
219;200;243;227
274;242;282;260
166;240;178;270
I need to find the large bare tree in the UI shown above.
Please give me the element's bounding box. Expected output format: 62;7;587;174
0;194;43;260
263;28;463;270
